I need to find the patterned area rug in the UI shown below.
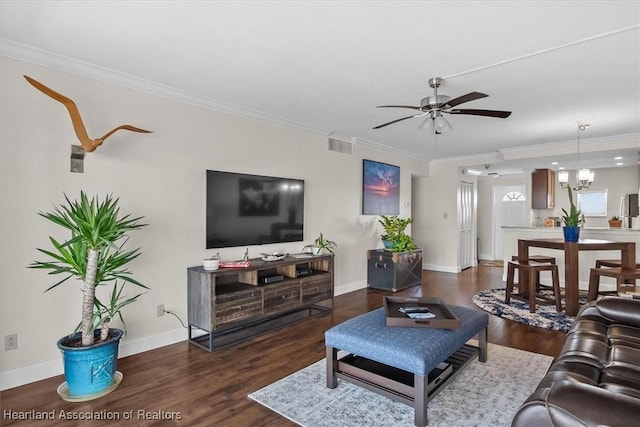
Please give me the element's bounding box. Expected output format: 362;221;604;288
249;343;552;427
472;288;588;332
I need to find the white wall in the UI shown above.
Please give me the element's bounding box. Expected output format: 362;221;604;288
0;57;427;388
412;163;465;273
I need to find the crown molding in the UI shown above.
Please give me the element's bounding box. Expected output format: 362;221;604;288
0;38;332;136
499;133;640;160
427;133;639;167
351;137;427;161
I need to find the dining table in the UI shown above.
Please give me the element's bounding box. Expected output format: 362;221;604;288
516;238;637;316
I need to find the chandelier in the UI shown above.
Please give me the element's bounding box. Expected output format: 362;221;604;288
558;123;594;191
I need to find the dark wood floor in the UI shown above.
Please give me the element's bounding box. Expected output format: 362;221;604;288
1;263;565;426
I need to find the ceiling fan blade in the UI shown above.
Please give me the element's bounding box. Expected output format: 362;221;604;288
449;109;512;119
376;105;423;111
373;114;423;129
445;92;489;108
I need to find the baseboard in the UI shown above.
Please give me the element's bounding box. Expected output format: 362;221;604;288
0;327;186;391
334;280;365;296
422;263;460;273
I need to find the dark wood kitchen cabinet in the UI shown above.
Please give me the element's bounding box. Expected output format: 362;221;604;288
532;169;555;209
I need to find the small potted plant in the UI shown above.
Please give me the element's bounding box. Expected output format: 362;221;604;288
608;216;622;228
560;187;582;241
312;232;337;255
29;192;147;400
378;215;418;252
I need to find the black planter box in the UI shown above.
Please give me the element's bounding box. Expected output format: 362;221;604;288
367;249;422;292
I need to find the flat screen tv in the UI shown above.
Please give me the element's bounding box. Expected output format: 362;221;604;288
206;170;305;248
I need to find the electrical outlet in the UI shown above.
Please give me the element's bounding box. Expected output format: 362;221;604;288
5;333;17;351
157;304;165;317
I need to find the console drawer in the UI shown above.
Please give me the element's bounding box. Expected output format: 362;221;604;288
263;282;301;314
301;276;332;303
215;289;262;327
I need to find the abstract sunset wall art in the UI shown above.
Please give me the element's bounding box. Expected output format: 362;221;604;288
362;159;400;215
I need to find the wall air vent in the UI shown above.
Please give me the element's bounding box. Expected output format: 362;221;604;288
328;137;353;155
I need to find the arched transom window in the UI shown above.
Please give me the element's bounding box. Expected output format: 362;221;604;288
502;191;525;201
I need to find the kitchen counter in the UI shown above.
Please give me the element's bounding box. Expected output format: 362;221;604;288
502;226;640;232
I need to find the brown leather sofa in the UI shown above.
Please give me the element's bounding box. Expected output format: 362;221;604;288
512;296;640;427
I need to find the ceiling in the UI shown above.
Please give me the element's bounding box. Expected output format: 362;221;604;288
1;1;639;176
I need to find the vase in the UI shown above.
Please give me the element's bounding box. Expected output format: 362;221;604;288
382;239;393;249
563;226;580;242
57;328;123;399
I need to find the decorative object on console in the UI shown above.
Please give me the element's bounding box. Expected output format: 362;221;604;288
362;159;400;215
23;75;152;154
560;186;582;242
558;122;594;191
203;253;221;270
311;232;337;255
260;252;286;262
28;191;148;401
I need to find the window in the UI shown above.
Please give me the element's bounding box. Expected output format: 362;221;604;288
502;191;525;201
577;189;607;217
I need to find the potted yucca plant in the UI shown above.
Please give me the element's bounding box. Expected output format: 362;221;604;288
29;191;147;400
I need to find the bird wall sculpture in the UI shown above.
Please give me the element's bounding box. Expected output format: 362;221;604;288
24;75;152;153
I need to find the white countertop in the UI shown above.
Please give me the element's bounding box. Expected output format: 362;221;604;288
502;226;640;232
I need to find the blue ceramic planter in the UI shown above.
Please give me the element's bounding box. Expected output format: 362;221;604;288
57;328;123;397
563;226;580;242
382;239;393;249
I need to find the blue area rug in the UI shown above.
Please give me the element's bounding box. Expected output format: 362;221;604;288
472;288;588;333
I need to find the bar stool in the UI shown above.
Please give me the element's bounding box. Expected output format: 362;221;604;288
587;268;640;302
511;255;556;291
505;260;562;313
595;259;640;268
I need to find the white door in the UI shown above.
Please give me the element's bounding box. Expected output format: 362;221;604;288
459;181;474;270
492;185;527;260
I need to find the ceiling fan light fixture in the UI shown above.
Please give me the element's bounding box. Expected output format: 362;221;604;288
418;116;434;133
434;114;451;132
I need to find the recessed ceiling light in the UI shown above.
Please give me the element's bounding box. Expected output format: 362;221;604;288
558;167;565;170
616;162;624;166
614;156;623;160
551;162;558;165
465;169;482;176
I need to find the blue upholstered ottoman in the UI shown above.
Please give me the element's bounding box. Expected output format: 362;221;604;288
325;304;488;427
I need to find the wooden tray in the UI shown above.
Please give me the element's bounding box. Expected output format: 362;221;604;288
384;296;461;329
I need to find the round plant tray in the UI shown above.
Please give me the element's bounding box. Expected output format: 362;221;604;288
57;371;123;402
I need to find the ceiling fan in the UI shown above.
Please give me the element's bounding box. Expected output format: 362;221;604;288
373;77;512;133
